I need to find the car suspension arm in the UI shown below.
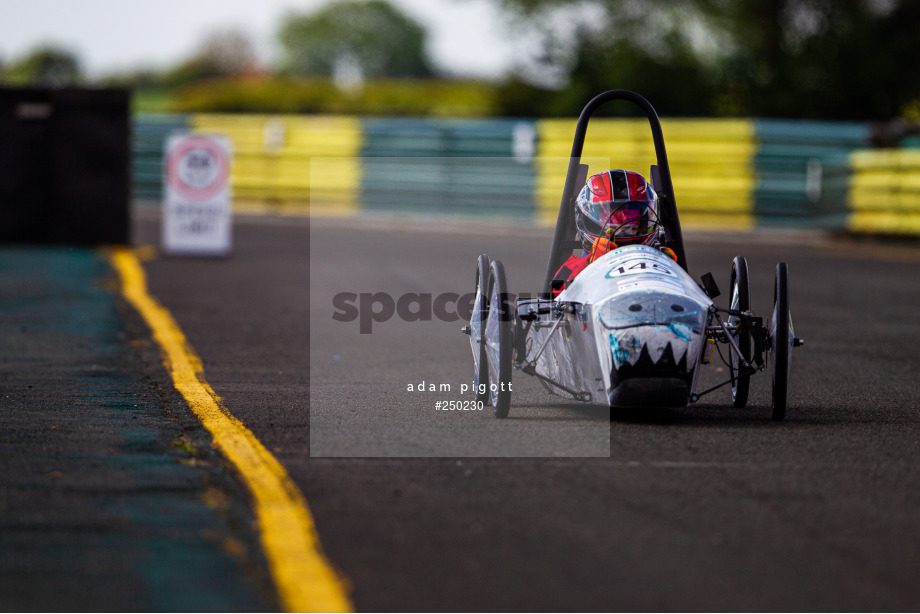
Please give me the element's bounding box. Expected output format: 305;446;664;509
689;364;759;403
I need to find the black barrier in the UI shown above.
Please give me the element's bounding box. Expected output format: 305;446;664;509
0;88;129;245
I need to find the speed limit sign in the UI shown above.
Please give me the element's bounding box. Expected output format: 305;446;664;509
162;133;232;256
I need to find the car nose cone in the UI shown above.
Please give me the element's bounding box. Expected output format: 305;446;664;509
595;290;708;407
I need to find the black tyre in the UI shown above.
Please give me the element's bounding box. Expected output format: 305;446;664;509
728;256;751;408
771;262;791;421
470;254;490;405
484;259;513;418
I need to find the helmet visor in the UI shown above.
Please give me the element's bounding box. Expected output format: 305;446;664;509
579;199;658;242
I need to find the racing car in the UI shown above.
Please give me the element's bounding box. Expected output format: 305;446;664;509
463;90;804;420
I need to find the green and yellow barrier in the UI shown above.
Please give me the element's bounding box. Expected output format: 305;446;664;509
848;149;920;235
189;114;361;214
134;113;920;238
535;119;756;228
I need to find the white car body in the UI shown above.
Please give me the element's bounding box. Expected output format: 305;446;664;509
520;245;713;407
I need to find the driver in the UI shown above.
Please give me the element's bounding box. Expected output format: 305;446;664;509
551;169;676;297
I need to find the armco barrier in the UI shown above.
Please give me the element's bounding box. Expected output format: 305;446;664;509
848;149;920;234
753;120;870;226
535;119;756;227
133;114;189;202
360;118;537;218
130;113;920;237
188;114;361;212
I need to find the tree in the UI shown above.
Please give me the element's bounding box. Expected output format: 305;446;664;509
195;29;259;76
277;0;433;80
3;45;83;86
491;1;729;116
163;28;258;88
490;0;920;119
704;0;920;118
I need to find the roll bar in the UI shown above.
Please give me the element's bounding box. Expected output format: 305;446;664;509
541;90;688;294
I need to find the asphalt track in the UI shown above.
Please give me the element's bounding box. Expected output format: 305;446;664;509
135;213;920;611
0;246;274;611
4;211;920;611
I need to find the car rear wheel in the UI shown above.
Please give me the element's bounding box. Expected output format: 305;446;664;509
484;259;512;418
728;256;751;408
770;262;793;421
469;254;490;405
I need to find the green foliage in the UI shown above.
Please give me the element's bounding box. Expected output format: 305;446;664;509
5;0;916;122
704;0;920;119
130;89;176;113
277;0;432;79
2;45;83;86
560;29;721;117
491;0;920;120
163;29;257;88
99;68;164;90
904;100;920;125
169;77;497;116
162;56;227;89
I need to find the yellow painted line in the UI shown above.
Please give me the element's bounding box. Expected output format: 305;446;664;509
109;248;352;613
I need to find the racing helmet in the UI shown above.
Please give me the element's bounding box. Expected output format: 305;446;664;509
574;169;660;251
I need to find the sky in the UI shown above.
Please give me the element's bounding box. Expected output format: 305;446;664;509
0;0;520;79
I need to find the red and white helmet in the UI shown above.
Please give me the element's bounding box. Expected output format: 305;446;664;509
575;169;660;251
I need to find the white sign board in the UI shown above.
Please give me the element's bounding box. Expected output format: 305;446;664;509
162;133;232;256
